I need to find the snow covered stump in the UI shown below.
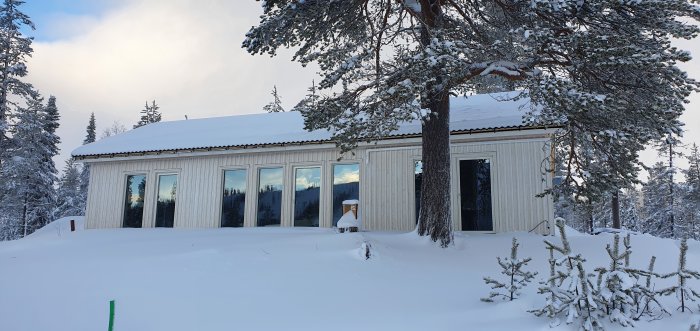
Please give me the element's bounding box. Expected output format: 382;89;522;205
337;200;360;233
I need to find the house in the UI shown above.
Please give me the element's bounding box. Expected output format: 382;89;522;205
72;92;556;234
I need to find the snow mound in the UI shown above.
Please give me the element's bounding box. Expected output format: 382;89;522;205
27;216;84;239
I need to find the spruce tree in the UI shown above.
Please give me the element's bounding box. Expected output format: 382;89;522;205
79;113;96;214
244;0;699;247
263;85;285;113
643;162;679;238
1;94;58;237
83;112;96;144
683;143;700;239
55;159;83;218
0;0;34;166
134;100;161;128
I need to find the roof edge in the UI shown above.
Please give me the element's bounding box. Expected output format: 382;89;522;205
73;124;561;161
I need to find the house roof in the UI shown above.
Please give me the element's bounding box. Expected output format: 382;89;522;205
72;91;544;159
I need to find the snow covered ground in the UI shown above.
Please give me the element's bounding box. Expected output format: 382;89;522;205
1;219;699;331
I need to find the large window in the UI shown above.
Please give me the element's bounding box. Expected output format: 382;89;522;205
155;174;177;228
332;164;359;226
414;161;423;224
257;167;283;227
221;169;247;227
294;167;321;227
459;159;493;231
123;174;146;228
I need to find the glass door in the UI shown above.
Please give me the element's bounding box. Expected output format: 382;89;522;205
459;159;493;231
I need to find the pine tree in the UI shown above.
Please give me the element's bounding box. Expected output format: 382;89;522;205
0;94;58;238
594;234;636;327
0;0;34;167
263;85;285;113
658;239;700;313
55;159;83;218
245;1;699;247
530;218;603;330
481;237;537;302
642;162;679;238
134;100;161;128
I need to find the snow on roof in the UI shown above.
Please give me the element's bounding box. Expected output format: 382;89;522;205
72;91;536;158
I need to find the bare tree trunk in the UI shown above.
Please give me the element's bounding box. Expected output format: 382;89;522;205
417;94;453;247
612;190;620;229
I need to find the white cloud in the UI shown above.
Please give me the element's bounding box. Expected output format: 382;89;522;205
27;1;317;166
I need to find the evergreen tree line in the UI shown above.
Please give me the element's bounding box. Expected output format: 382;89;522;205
0;0;163;240
0;0;61;240
557;141;700;240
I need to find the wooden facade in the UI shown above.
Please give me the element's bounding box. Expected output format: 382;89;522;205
81;129;555;234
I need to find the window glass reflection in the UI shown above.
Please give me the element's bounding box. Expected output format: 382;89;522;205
123;174;146;228
257;167;283;227
155;174;177;228
222;169;246;227
294;167;321;227
332;164;359;226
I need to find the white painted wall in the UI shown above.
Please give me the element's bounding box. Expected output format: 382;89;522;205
84;130;554;234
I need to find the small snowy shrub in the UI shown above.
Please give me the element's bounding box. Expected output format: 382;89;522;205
632;256;669;320
481;237;537;302
593;234;636;327
530;218;604;331
659;239;700;313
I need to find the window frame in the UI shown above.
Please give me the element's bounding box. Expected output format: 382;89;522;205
330;162;361;227
452;153;497;232
291;164;323;227
410;158;423;225
152;171;180;228
218;166;249;228
254;165;286;227
121;172;148;228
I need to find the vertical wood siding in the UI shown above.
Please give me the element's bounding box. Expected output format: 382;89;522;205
85;133;554;234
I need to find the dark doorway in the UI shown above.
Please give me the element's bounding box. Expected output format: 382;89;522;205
459;159;493;231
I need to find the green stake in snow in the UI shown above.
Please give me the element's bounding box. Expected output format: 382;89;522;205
108;300;115;331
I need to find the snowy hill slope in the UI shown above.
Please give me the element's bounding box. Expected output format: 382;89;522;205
0;225;699;331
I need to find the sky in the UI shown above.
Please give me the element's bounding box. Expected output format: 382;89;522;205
20;1;700;177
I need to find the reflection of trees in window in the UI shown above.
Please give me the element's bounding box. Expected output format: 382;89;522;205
155;175;177;228
257;168;283;227
221;170;246;227
295;167;321;227
123;174;146;228
332;164;359;226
